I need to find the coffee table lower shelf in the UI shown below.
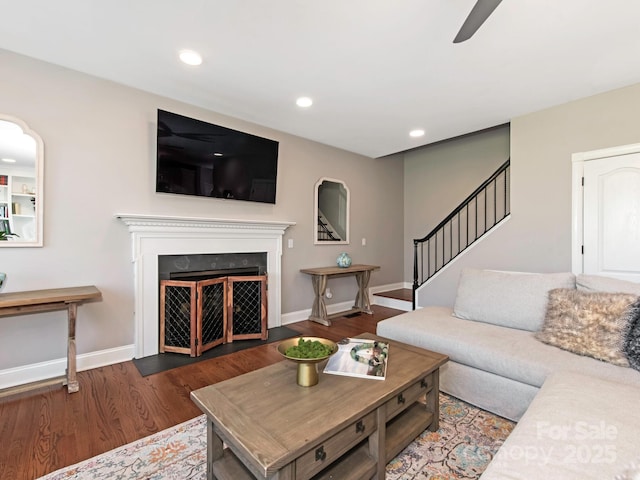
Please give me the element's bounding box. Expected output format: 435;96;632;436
211;401;434;480
386;403;434;462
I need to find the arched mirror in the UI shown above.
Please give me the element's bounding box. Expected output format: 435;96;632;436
314;177;349;244
0;115;44;247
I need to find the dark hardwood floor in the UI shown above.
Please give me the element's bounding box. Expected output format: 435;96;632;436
0;305;404;480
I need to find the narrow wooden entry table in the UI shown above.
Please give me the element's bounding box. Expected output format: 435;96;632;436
0;285;102;395
300;264;379;326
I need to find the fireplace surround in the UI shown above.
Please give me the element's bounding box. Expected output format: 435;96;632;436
116;214;295;358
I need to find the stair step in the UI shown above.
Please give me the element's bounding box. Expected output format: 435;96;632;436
372;289;413;312
374;289;413;302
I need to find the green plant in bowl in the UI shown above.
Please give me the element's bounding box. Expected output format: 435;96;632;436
278;337;338;387
283;338;334;359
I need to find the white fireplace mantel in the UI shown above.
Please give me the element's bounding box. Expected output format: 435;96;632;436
116;213;295;358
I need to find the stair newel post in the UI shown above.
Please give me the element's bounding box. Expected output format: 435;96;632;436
413;240;419;310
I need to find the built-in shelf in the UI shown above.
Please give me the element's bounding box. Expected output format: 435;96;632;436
0;173;37;240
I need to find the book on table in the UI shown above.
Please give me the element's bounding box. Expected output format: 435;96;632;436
323;337;389;380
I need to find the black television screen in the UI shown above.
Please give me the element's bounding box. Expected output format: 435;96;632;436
156;110;279;204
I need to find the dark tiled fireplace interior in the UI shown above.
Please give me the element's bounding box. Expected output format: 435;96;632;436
158;252;267;281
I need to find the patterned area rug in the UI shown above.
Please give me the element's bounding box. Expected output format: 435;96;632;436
39;394;514;480
387;395;515;479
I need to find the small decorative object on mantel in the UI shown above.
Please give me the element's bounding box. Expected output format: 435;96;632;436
0;272;6;291
336;252;352;268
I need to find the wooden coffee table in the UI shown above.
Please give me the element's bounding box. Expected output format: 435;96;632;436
191;334;448;480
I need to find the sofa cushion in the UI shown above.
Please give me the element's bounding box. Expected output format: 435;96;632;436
480;371;640;480
439;361;539;422
376;306;640;388
577;274;640;295
535;288;636;367
452;269;576;331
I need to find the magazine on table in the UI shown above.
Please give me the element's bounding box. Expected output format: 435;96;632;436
323;338;389;380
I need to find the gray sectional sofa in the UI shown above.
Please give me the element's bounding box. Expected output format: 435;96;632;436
480;370;640;480
377;269;640;479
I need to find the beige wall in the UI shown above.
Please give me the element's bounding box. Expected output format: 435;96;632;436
414;82;640;307
0;50;404;370
403;125;510;281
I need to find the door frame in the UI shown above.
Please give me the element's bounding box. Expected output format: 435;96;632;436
571;142;640;275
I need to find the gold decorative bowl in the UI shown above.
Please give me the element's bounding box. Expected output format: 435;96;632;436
277;337;338;387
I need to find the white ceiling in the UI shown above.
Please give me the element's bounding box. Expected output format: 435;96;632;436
1;1;640;158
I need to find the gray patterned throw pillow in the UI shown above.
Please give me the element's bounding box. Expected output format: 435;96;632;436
536;289;636;366
623;298;640;371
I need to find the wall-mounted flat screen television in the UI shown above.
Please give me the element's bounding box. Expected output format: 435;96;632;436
156;110;279;204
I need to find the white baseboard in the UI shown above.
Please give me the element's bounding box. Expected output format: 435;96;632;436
368;282;411;295
282;282;414;325
3;283;417;388
0;344;135;390
281;300;355;325
372;296;413;311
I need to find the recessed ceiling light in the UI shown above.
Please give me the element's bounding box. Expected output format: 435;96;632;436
213;152;223;157
409;129;425;138
1;158;16;163
179;50;203;66
296;97;313;108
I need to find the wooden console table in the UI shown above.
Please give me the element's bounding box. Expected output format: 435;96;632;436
0;286;102;395
300;264;379;326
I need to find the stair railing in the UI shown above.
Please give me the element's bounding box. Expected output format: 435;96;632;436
412;159;510;309
317;216;338;241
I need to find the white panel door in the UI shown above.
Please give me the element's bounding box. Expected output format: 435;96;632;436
583;153;640;281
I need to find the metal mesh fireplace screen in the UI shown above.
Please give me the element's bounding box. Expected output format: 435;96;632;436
228;277;267;340
162;284;194;351
160;275;267;357
200;281;226;346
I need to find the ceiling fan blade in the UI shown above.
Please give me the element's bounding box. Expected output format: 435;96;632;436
453;0;503;43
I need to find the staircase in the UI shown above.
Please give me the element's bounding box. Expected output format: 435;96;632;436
412;159;511;308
